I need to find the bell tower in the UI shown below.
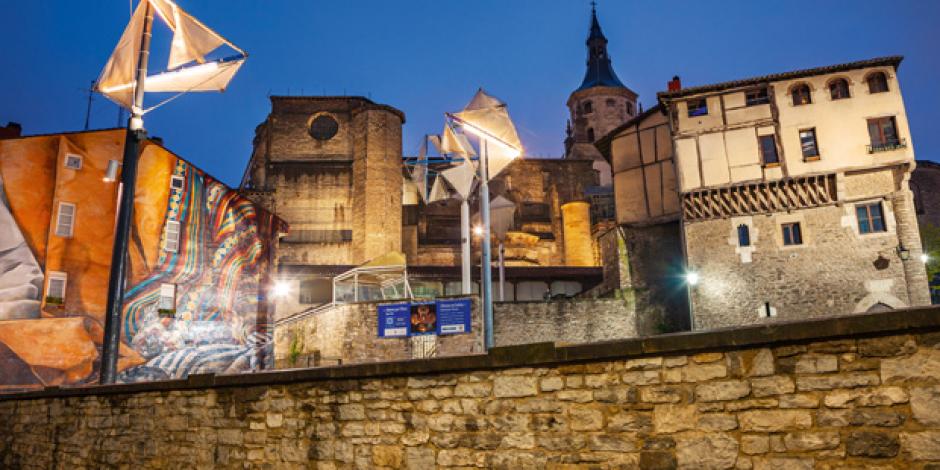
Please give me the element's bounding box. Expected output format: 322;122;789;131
564;4;637;187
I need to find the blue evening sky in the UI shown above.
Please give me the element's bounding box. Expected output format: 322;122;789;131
1;1;938;187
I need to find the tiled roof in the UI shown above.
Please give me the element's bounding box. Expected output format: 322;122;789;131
657;56;903;101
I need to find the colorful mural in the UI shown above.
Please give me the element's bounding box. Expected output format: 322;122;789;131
0;129;285;391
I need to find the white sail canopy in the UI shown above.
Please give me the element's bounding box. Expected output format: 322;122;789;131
440;159;476;201
453;89;523;155
428;175;450;203
96;0;247;111
440;124;476;157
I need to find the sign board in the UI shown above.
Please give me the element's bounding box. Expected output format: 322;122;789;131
377;298;472;338
436;298;472;335
377;302;410;338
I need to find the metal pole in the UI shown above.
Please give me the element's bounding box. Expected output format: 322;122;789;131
498;241;505;302
100;2;153;384
84;80;94;130
460;198;471;295
480;140;494;349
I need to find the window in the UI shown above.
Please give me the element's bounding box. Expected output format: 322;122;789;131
792;84;812;106
582;101;593;114
158;283;176;311
170;175;185;192
164;220;181;252
737;224;751;247
687;99;708;117
856;202;886;234
782;222;803;246
745;88;770;106
606;98;616;107
799;128;819;159
55;202;75;237
299;279;332;305
867;117;900;151
587;128;595;141
867;72;889;94
47;271;67;302
64;153;82;170
758;135;779;165
626;101;635;116
829;78;850;100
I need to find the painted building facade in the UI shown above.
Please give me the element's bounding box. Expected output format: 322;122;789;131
656;56;930;329
0;128;284;390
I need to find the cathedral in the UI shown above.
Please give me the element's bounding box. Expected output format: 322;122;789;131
237;6;648;328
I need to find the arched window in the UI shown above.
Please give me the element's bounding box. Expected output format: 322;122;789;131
587;128;595;141
583;100;593;114
867;72;889;94
791;84;812;106
605;98;616;107
626;101;635;116
829;78;850;100
737;224;751;247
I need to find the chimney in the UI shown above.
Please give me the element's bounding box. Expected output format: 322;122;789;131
668;76;682;92
0;122;22;139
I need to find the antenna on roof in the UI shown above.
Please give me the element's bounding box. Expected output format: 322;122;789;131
84;80;95;130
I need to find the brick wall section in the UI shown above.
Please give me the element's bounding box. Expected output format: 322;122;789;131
6;309;940;468
492;298;650;347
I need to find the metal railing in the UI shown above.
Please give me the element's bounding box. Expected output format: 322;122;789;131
868;138;907;154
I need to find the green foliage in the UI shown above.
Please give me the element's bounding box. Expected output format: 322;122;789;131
921;222;940;290
157;308;176;318
44;296;64;306
288;335;301;366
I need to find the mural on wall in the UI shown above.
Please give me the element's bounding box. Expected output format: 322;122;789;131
0;130;285;391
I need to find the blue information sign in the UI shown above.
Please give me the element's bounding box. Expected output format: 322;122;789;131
377;302;410;338
436;298;472;335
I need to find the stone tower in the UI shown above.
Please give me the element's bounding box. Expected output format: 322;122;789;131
564;5;637;187
241;97;404;267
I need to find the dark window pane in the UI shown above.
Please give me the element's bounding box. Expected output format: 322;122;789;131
688;99;708;117
760;135;779;164
868;73;889;93
746;88;770;106
857;206;871;234
830;79;850;100
737;224;751;247
800;129;818;158
792;85;811;106
782;223;802;245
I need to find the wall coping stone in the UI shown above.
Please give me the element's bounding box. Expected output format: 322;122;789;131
3;306;939;402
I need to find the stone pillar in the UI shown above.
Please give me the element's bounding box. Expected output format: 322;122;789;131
351;109;403;264
891;187;931;307
561;201;594;266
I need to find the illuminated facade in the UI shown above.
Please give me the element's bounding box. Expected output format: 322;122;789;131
658;57;928;328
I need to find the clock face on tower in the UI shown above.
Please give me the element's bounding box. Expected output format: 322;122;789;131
308;114;339;141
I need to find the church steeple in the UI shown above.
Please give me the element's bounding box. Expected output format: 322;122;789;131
577;4;625;91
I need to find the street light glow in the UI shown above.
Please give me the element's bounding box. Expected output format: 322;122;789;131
271;281;290;298
922;253;930;264
473;225;484;236
685;271;700;286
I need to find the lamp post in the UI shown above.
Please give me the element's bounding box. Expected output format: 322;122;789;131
100;1;154;384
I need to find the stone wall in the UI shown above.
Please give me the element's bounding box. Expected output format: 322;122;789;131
493;298;652;347
685;200;922;330
6;308;940;468
274;298;484;368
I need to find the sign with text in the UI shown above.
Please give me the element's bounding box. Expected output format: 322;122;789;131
436;298;472;335
376;298;472;338
377;302;410;338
